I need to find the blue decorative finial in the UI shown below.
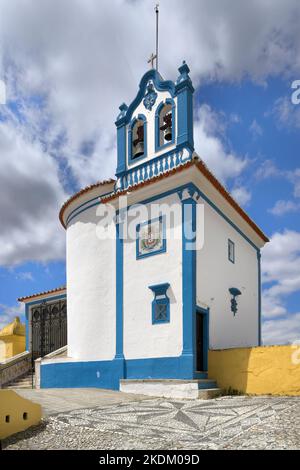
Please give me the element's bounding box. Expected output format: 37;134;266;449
176;60;191;84
117;103;128;121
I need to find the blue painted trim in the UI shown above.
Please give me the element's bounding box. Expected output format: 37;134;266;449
115;69;175;127
40;355;208;389
175;62;194;152
116;146;192;190
149;283;170;324
136;215;166;260
196;306;209;372
180;193;197;377
66;190;113;226
24;294;67;352
116;121;127;175
228;239;235;264
155;98;176;153
115;217;125;367
41;360;123;390
128;114;147;165
257;250;262;346
125;182;260;252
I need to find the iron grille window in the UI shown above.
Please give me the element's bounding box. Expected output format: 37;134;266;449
31;299;67;360
154;301;168;322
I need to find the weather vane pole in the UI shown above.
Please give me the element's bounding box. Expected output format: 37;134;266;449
155;3;159;71
148;4;159;71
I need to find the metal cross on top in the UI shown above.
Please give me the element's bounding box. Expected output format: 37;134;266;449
148;53;157;69
148;4;159;70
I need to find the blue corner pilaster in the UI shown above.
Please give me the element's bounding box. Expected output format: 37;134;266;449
179;187;198;378
175;61;194;152
115;212;125;378
257;250;262;346
115;103;128;176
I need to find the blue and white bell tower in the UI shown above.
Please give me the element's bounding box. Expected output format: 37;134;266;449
115;62;195;191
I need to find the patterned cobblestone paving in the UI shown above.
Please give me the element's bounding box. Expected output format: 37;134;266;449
3;396;300;450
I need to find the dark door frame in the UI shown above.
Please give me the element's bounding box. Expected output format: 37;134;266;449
195;306;209;372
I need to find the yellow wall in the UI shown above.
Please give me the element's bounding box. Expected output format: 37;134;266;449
0;335;26;361
0;390;41;440
208;345;300;396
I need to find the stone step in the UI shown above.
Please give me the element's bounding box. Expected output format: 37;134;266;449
120;378;221;400
5;386;33;389
11;378;32;383
4;373;34;389
198;388;222;400
197;379;218;389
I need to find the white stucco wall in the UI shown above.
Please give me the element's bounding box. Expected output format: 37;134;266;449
127;88;177;169
66;203;116;361
197;198;259;349
123;192;183;359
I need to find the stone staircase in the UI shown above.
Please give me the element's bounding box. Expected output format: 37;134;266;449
4;371;34;389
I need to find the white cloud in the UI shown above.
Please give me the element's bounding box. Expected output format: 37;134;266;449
15;272;34;281
262;313;300;345
231;186;252;206
255;159;281;180
194;105;248;184
261;230;300;319
0;120;67;266
249;119;263;138
0;303;24;330
0;0;299;189
0;0;299;268
287;168;300;198
269;199;300;215
271;96;300;129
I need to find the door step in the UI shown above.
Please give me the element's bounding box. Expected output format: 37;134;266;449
198;388;222;399
120;379;221;400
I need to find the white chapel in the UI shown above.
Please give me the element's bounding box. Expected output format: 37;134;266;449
19;63;269;395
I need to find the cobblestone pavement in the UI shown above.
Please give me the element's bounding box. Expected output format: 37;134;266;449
3;396;300;450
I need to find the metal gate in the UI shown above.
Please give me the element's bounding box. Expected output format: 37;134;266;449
31;299;67;361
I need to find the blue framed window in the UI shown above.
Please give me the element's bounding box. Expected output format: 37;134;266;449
128;114;147;164
155;99;176;152
136;216;166;259
149;283;170;324
228;239;235;263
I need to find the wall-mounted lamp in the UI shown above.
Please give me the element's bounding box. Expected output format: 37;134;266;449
229;287;242;316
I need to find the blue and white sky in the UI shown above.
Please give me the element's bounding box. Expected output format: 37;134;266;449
0;0;300;345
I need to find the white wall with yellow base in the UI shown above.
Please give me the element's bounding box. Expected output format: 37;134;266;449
0;390;41;440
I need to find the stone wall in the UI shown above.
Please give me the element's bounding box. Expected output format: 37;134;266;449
208;345;300;396
0;352;31;388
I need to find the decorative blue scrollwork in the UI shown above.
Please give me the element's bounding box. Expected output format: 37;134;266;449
143;82;158;111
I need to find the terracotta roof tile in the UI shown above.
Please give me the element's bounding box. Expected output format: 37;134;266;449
18;286;66;303
101;156;269;243
59;179;115;228
58;156;268;243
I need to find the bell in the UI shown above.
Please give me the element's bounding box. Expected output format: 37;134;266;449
133;141;144;158
164;127;172;142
